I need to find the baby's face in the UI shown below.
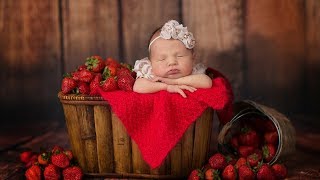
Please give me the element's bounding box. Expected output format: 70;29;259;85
150;38;194;79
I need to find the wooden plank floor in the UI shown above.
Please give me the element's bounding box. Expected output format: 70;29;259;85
0;115;320;180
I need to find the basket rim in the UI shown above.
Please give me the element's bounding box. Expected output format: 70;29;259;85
58;91;104;101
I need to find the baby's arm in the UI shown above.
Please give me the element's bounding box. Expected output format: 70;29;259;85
154;74;212;88
133;78;196;98
133;78;167;93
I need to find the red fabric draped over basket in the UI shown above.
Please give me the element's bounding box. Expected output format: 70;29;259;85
98;68;234;168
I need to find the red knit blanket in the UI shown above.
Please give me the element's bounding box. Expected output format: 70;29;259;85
98;68;233;168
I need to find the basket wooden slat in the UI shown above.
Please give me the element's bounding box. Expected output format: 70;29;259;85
181;123;194;173
112;113;132;173
62;104;87;170
77;105;99;172
94;105;114;172
132;141;150;174
192;108;214;168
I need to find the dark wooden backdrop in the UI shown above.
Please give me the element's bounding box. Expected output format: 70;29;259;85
0;0;319;127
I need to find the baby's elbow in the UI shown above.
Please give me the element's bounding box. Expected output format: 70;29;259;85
133;83;142;93
203;79;212;88
133;82;149;93
202;76;212;88
206;80;213;88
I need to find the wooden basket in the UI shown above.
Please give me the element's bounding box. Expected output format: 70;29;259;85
58;92;216;179
217;100;296;164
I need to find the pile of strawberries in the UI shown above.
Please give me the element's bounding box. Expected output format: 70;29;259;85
188;116;288;180
61;55;136;95
20;146;83;180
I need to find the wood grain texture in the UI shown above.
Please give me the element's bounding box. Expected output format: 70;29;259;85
245;0;305;112
305;0;320;114
121;0;181;65
111;113;132;173
170;141;182;175
183;0;244;99
94;105;114;173
181;123;194;174
77;105;99;173
0;0;61;105
191;108;213;169
62;104;87;170
62;0;120;72
131;140;150;174
150;158;167;175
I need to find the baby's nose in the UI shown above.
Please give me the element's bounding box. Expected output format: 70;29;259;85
167;57;178;66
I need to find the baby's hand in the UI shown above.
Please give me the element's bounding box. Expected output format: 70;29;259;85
152;76;177;85
166;85;197;98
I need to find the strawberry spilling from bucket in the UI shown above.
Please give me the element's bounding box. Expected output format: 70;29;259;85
188;112;291;180
20;145;83;180
60;55;135;95
188;152;288;180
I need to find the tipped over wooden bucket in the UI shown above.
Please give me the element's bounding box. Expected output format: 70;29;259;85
217;100;296;164
58;92;217;179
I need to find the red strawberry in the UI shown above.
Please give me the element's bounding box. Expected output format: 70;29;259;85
120;62;133;70
235;157;247;169
230;136;239;149
271;163;287;179
90;74;102;95
117;74;135;91
85;55;105;73
51;153;70;168
247;151;262;168
225;155;237;165
25;165;41;180
239;127;260;147
101;77;118;92
238;165;255;180
44;164;61;180
205;168;220;180
63;166;84;180
188;169;203;180
20;151;33;164
38;152;50;165
25;154;38;168
105;57;120;68
51;145;64;154
208;153;227;170
256;164;276;180
77;69;94;83
116;66;132;77
61;77;77;94
103;65;118;78
262;144;276;162
264;131;278;145
264;120;276;132
222;164;237;180
77;82;90;95
78;65;87;71
64;150;73;160
238;146;255;158
131;71;137;79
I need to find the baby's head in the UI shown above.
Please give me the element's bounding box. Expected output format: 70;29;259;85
148;20;196;79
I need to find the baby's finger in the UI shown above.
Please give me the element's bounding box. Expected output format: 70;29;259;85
177;89;187;98
180;85;197;92
187;86;197;92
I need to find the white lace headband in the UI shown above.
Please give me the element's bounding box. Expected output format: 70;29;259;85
148;20;195;51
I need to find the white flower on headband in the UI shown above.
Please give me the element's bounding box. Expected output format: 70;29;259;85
149;20;195;51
